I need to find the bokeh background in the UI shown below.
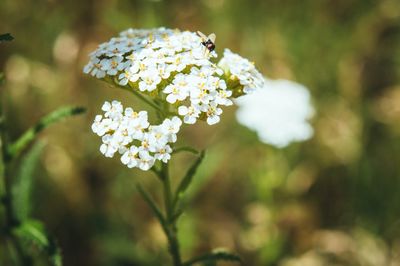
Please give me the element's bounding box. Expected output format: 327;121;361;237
1;0;400;265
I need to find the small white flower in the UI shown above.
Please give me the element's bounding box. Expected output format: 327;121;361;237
178;105;200;124
91;115;106;136
190;85;214;105
118;64;140;85
121;146;140;168
154;145;172;163
100;134;118;158
163;74;190;103
215;89;233;106
148;126;169;151
204;103;223;125
138;150;155;171
157;63;174;79
84;58;106;78
102;56;124;76
127;112;149;140
166;53;188;72
102;100;123;119
138;70;161;92
162;116;182;142
235;78;315;148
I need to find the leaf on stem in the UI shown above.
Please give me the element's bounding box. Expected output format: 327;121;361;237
7;106;86;160
13;219;62;266
12;141;45;221
0;33;14;42
183;250;242;266
173;150;205;210
136;184;168;233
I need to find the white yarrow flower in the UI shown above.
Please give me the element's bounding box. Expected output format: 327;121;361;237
91;100;182;171
84;28;260;127
178;105;200;124
218;49;264;95
85;28;279;171
121;146;139;168
138;150;155;171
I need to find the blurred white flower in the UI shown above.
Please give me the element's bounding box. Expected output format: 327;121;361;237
235;79;315;148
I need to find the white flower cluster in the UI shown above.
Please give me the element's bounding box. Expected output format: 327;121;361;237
84;28;264;127
218;49;264;94
83;27;214;89
165;65;233;125
92;101;182;170
235;79;315;148
85;28;266;170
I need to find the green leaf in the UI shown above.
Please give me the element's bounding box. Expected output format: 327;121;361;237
13;219;62;266
12;141;45;221
173;150;205;209
0;72;4;84
7;106;86;160
136;184;168;234
0;33;14;42
183;250;242;266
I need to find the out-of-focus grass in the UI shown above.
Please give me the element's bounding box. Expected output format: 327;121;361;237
1;0;400;265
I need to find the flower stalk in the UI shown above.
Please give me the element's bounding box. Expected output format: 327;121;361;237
160;163;182;266
86;27;260;266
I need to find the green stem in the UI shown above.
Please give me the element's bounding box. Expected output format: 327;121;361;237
112;82;164;113
0;95;15;228
130;88;163;113
160;163;182;266
0;98;30;265
7;106;85;160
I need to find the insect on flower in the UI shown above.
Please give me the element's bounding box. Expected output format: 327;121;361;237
197;31;216;53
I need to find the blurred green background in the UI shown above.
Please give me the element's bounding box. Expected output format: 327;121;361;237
1;0;400;265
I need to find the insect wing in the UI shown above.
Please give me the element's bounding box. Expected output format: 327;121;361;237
208;33;216;43
197;31;208;40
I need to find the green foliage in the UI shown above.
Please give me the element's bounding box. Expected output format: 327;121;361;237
7;106;86;160
173;150;205;210
13;219;62;266
0;33;13;42
12;141;45;221
136;183;168;233
183;250;242;266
